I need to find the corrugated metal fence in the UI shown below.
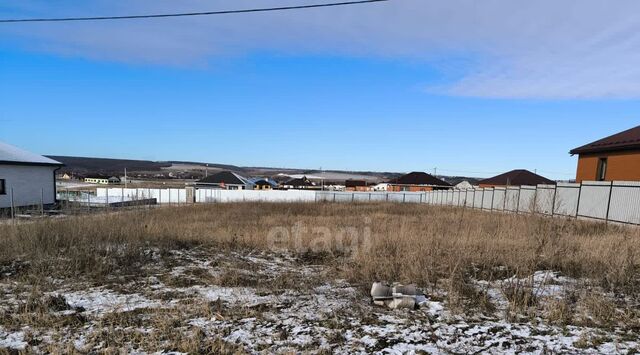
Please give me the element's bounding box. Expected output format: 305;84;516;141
319;181;640;225
92;181;640;226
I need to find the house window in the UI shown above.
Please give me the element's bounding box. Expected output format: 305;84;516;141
0;179;5;195
597;158;608;181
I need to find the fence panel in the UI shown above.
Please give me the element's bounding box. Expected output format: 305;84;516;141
481;188;494;210
578;182;611;221
504;187;520;212
554;183;580;217
471;189;481;209
492;188;506;211
518;186;536;213
608;182;640;225
535;185;556;215
465;190;474;207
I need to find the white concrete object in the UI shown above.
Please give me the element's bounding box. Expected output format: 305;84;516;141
0;141;63;209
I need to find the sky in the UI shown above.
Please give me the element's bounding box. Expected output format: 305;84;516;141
1;0;640;180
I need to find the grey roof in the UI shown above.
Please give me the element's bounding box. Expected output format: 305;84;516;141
198;171;251;185
0;141;62;166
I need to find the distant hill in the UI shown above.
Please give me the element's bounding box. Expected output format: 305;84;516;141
47;155;481;183
47;156;171;176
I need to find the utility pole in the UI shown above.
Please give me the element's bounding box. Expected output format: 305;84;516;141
433;167;437;176
124;168;127;189
205;164;208;177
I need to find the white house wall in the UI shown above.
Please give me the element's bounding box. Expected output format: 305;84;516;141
0;165;57;208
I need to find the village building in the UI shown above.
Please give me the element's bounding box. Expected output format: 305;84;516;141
455;180;474;189
570;125;640;182
251;178;278;190
345;179;370;192
477;169;555;187
283;176;319;190
372;183;389;191
196;171;252;190
386;172;452;192
84;176;121;185
0;141;63;209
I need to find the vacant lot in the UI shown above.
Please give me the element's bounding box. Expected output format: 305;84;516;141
1;203;640;353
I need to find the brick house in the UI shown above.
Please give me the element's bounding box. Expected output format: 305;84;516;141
345;180;370;192
387;172;451;192
570;125;640;182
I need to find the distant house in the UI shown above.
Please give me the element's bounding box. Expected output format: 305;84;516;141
0;141;63;209
85;176;121;185
387;172;452;192
372;183;389;191
251;178;278;190
196;171;252;190
345;179;370;192
478;170;555;187
455;180;474;189
283;176;318;190
570;125;640;182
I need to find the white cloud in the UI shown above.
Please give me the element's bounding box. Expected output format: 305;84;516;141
3;0;640;98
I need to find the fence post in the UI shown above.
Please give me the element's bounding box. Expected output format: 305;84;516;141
106;188;109;209
403;193;406;203
533;186;539;215
490;188;495;212
605;181;614;224
41;188;44;216
575;182;583;219
551;185;557;216
10;187;15;220
481;189;485;210
503;188;508;211
516;187;521;214
471;190;475;209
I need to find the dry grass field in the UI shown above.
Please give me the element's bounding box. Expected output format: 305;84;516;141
1;202;640;353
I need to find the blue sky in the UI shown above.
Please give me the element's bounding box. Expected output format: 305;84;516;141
2;0;640;179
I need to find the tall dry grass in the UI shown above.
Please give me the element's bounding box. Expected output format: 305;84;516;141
1;202;639;298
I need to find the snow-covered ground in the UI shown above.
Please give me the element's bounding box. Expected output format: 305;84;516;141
1;249;638;354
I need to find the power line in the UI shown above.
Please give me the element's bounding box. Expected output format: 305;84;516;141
0;0;389;23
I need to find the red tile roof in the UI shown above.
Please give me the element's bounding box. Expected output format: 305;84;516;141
570;125;640;155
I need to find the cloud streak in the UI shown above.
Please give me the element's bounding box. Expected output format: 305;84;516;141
3;0;640;99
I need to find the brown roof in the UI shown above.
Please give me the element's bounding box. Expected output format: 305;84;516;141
478;169;555;186
570;125;640;155
345;180;367;188
388;172;451;186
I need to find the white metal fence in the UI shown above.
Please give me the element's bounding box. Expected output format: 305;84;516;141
195;189;316;203
416;181;640;226
88;182;640;226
